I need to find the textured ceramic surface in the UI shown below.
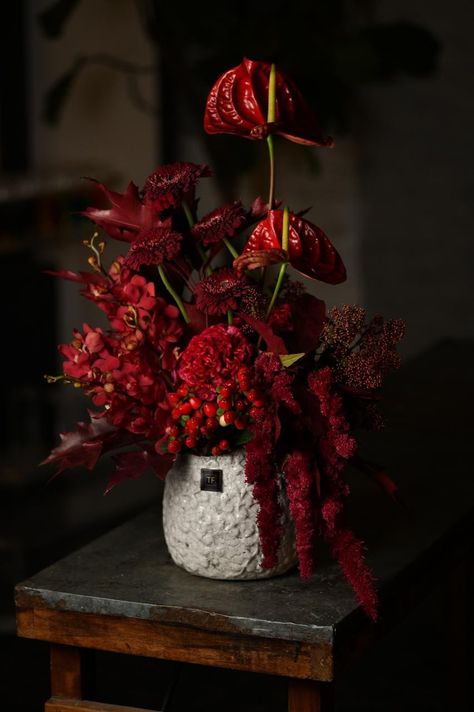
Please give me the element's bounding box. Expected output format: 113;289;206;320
162;449;297;580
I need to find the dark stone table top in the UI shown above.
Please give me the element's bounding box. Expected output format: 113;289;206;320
15;341;474;649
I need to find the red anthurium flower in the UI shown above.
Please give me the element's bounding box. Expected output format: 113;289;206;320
242;210;346;284
204;58;333;147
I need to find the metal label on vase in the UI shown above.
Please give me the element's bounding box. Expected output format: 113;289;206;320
200;468;223;492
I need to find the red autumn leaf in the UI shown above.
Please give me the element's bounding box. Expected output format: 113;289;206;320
82;179;158;242
41;415;122;476
105;449;175;494
45;269;108;286
204;58;334;147
243;210;346;284
238;313;288;355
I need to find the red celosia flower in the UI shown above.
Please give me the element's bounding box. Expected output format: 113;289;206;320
204;58;333;147
143;162;211;211
194;268;260;316
191;201;246;247
123;226;182;270
178;324;254;400
242;210;346;283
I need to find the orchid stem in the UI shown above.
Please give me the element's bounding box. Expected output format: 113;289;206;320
157;264;190;323
265;206;289;319
223;237;239;260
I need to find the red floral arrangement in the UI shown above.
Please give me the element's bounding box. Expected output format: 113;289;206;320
44;58;404;620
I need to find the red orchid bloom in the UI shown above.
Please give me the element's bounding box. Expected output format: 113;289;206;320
241;210;346;284
204;58;333;147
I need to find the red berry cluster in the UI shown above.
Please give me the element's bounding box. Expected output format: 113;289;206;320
165;367;265;456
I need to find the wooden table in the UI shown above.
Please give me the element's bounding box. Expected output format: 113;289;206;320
15;341;474;711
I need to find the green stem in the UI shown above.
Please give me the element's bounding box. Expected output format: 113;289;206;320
223;237;239;260
265;206;289;319
182;200;195;228
266;63;277;210
267;135;275;210
182;199;212;275
157;264;190;323
227;309;233;325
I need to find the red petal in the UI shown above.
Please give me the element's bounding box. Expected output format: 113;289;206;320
204;58;333;147
243;210;346;284
82;179;157;242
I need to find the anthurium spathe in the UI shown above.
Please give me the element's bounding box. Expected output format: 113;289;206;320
204;58;334;147
240;209;346;284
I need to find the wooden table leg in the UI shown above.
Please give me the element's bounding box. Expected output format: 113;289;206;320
288;679;334;712
50;644;82;699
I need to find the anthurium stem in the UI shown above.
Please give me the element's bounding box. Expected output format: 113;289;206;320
267;135;275;210
265;206;289;319
157;264;190;323
266;63;277;210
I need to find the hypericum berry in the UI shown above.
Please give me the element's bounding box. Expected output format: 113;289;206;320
217;398;231;411
171;408;182;421
168;393;180;406
167;439;182;453
223;410;236;424
245;389;262;403
185;436;197;448
239;378;251;392
234;399;246;411
185;417;200;433
203;402;217;417
194;408;205;421
238;367;250;380
178;401;193;416
205;417;219;431
189;396;202;410
166;424;180;437
219;386;232;399
211;446;221;456
177;384;189;397
219;439;230;450
249;406;263;419
234;416;248;430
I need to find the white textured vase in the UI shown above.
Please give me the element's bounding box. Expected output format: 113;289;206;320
162;449;297;580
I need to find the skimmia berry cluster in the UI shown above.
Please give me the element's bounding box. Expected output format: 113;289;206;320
44;58;405;619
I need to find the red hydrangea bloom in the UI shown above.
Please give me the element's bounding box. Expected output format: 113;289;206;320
243;210;346;283
123;226;182;270
178;324;254;400
204;58;333;147
191;201;246;247
143;162;211;211
194;268;260;316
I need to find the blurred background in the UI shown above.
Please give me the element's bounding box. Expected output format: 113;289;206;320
1;0;473;710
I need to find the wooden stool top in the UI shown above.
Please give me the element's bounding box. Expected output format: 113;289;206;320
15;341;474;681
